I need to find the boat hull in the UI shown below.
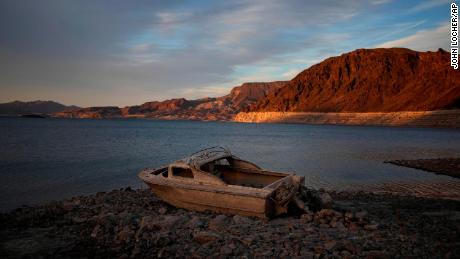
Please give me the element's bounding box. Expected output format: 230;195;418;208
144;182;277;218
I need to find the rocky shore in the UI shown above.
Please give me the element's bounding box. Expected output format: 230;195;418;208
1;188;459;258
385;158;460;179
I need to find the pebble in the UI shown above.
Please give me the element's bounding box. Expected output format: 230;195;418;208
232;215;253;224
324;240;337;250
364;224;379;230
1;188;459;258
193;231;222;244
158;207;167;215
208;214;228;230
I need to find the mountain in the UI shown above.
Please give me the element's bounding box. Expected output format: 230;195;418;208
53;106;122;119
246;48;460;113
54;81;287;120
0;100;80;115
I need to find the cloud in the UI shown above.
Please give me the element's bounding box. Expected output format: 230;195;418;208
0;0;450;106
376;23;449;51
282;69;303;79
180;86;231;99
409;0;451;13
371;0;392;5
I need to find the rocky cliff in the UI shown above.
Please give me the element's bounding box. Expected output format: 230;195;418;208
54;81;287;120
246;48;460;113
54;106;122;119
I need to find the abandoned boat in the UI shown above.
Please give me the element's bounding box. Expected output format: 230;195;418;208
139;147;304;218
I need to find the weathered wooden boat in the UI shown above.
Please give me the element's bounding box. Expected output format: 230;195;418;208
139;147;304;218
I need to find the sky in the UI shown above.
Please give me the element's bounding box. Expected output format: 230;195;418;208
0;0;452;107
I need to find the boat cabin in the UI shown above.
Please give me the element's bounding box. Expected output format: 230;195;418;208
164;147;289;188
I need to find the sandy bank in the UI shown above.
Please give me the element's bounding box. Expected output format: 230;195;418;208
1;188;460;258
234;110;460;128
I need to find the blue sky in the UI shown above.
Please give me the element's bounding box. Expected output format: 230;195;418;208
0;0;452;106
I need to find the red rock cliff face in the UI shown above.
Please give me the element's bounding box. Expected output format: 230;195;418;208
120;82;287;120
54;106;122;119
248;48;460;112
55;82;286;120
225;81;288;109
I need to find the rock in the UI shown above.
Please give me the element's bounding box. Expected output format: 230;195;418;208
90;225;101;238
220;245;233;255
71;216;87;223
62;201;77;211
364;224;379;230
332;201;356;213
319;218;329;225
317;192;333;209
97;212;116;227
158;207;167;215
330;221;345;229
344;211;354;221
232;215;253;224
301;213;313;222
292;195;309;212
161;215;187;228
186;216;206;229
3;187;459;258
343;242;360;254
193;231;222;244
208;214;228;230
317;209;341;218
139;215;186;231
314;245;324;255
139;216;155;230
239;237;254;246
355;210;368;221
117;211;137;226
341;250;352;257
324;240;337;251
348;222;360;231
116;226;135;242
365;250;387;258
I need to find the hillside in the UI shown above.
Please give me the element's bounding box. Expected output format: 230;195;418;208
54;81;287;120
0;100;79;115
247;48;460;113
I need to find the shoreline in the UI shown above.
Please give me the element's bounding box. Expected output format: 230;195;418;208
234;110;460;128
4;110;460;128
385;158;460;179
1;188;459;257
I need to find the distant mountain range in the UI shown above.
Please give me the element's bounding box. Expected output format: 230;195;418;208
0;100;79;116
3;48;459;125
53;82;287;120
246;48;459;113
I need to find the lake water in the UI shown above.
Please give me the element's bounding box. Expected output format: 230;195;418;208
1;117;460;211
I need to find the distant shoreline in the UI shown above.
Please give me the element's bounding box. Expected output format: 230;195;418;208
3;110;460;128
234;110;460;128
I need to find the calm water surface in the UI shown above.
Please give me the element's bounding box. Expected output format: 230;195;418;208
1;117;460;210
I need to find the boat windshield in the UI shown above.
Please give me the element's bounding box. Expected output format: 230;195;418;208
171;167;193;178
200;158;231;176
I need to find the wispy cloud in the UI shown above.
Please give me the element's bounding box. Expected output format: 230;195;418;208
281;69;303;79
376;23;449;51
371;0;392;5
0;0;450;106
409;0;451;13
